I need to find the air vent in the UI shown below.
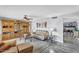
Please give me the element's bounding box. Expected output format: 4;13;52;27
51;16;58;19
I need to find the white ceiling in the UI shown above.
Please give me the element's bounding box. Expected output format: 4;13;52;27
0;5;79;19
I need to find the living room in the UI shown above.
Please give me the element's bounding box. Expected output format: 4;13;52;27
0;5;79;53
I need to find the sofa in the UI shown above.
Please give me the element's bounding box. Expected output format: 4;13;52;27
0;42;33;53
32;30;49;40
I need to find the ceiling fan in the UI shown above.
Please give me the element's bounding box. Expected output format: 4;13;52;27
24;15;33;20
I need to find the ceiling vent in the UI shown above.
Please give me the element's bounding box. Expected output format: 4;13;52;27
51;16;58;19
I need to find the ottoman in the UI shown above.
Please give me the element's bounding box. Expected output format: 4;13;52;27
17;43;33;53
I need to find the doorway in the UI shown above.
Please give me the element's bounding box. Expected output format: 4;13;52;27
63;21;78;43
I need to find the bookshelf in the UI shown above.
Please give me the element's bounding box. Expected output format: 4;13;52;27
0;17;30;41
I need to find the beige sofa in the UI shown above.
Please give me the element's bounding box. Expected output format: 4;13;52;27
2;43;33;53
32;30;49;40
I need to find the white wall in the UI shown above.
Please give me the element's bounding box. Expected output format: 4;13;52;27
31;17;63;43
